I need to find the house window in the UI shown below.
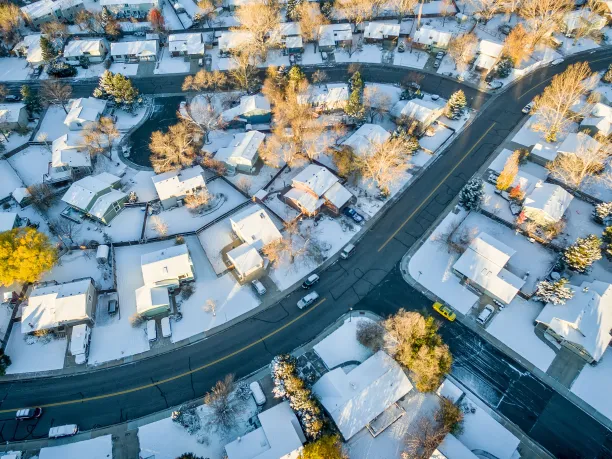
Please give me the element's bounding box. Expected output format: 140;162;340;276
112;202;122;212
76;122;82;128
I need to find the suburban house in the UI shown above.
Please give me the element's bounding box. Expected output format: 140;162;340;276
100;0;160;15
535;280;612;364
135;284;170;318
141;244;195;289
221;95;271;127
61;173;128;225
363;22;400;46
21;0;84;27
270;22;303;54
452;232;525;305
13;34;44;66
342;123;391;157
431;434;480;459
219;31;254;55
225;401;305;459
522;183;574;226
21;278;96;335
50;132;92;183
63;39;107;65
284;164;354;216
298;83;350;112
473;40;504;72
227;204;282;281
111;40;159;63
318;24;353;53
0;212;21;232
313;351;413;440
564;8;606;36
412;27;452;50
391;98;445;133
168;33;206;58
151;165;206;210
557;132;602;159
64;97;108;131
215;131;265;175
580;102;612;137
0;104;28;131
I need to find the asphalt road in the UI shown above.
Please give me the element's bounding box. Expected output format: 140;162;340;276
0;49;611;458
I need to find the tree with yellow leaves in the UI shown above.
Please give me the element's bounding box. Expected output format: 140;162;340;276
0;228;56;285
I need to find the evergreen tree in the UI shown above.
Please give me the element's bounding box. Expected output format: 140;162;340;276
94;70;139;108
459;177;484;210
301;434;345;459
535;278;574;305
603;64;612;84
563;234;602;273
175;454;203;459
20;85;41;115
445;90;467;119
593;201;612;224
39;36;56;62
496;57;513;78
345;71;364;119
603;226;612;244
287;65;305;88
286;0;303;20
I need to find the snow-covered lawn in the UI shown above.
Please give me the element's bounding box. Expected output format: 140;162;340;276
1;131;30;153
197;217;234;274
5;323;67;374
0;160;24;200
553;198;602;248
115;103;149;131
154;48;191;75
109;62;139;76
74;62;107;79
335;44;383;64
37;106;70;142
571;349;612;422
555;35;600;55
313;317;374;369
123;170;158;202
224;165;278;197
487;298;555;372
419;125;453;153
8;145;51;186
39;435;112;459
0;57;32;81
481;182;515;225
393;49;429;69
41;250;113;291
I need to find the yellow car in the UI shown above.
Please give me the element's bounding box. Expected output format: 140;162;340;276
433;302;456;322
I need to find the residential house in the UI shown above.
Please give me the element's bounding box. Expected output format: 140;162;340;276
270;22;303;54
63;39;107;65
473;40;504;72
49;132;92;183
61;172;128;224
225;0;263;11
21;0;84;28
363;22;400;46
522;182;573;226
557;132;602;158
452;232;525;305
564;9;606;37
110;40;159;63
430;434;479;459
64;97;108;131
318;24;353;53
0;212;19;233
342;123;391;157
536;281;612;364
215;131;265;175
225;401;305;459
135;285;170;318
221;95;271;127
391;98;445;134
151;165;206;210
21;278;96;334
313;351;413;440
168;33;206;58
100;0;160;15
298;83;350;112
284;164;354;216
412;27;452;50
219;31;254;55
580;102;612;137
13;34;44;66
0;104;28;131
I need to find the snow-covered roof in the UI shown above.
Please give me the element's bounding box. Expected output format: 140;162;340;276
523;182;573;223
135;285;170;316
0;103;25;124
222;95;271;122
151;165;205;202
101;0;157;5
225;401;305;459
63;39;105;58
581;116;612;136
230;204;282;249
342;123;390;157
110;40;158;57
168;33;205;55
453;232;525;304
227;242;263;277
474;53;497;70
277;22;301;37
318;24;352;48
292;164;339;197
412;27;452;47
364;22;400;40
14;34;44;64
430;434;478;459
52;132;91;168
0;213;17;232
285;35;303;49
22;0;83;19
564;8;606;32
215;131;265;167
141;244;193;286
64;97;107;127
12;187;30;204
323;182;353;209
285;188;324;214
22;279;93;333
219;31;254;52
477;40;503;58
391;98;444;124
536;281;612;362
298;83;349;109
61;173;121;211
89;189;127;220
557;132;601;157
313;351;413;440
70;323;89;355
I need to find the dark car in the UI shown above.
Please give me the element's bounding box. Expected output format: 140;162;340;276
5;94;21;102
16;408;43;420
108;299;118;315
343;207;364;223
302;274;320;289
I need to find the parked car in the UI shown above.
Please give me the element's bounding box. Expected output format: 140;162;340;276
147;320;157;342
398;41;405;53
432;302;456;321
251;279;267;295
487;80;503;90
161;317;172;338
16;408;42;420
340;243;356;259
476;305;495;325
108;298;118;315
249;381;266;406
297;291;319;309
522;102;533;114
302;274;320;289
48;424;78;438
433;51;444;68
551;58;564;65
343;207;364;223
4;94;21;102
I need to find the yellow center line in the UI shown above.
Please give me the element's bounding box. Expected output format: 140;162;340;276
0;298;327;413
378;123;497;253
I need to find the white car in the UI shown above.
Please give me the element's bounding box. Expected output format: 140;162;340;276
522;102;533;114
551;58;564;65
49;424;78;438
297;292;319;309
476;305;495;325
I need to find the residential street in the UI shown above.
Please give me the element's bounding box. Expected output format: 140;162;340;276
0;49;611;458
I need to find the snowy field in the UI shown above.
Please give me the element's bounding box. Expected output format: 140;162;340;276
41;250;113;291
37;106;71;142
0;58;31;81
0;160;24;200
313;317;374;369
197;216;235;274
393;49;429;69
571;349;612;422
123;170;158;202
154;48;191;75
8;145;51;186
5;323;67;374
224;165;279;197
109;62;139;76
39;435;112;459
553;198;602;248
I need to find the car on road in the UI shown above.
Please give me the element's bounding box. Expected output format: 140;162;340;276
302;274;320;289
340;243;356;259
476;305;495;325
432;302;456;321
49;424;78;438
487;80;503;90
433;51;444;68
297;291;319;309
522;102;533;114
551;58;564;65
16;408;42;420
4;95;21;102
343;207;364;223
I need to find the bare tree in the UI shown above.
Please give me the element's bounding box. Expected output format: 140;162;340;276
180;100;226;144
203;298;217;316
235;176;252;195
40;80;72;114
296;2;328;46
439;0;455;26
196;0;222;26
467;0;503;23
40;21;68;41
336;0;381;28
27;183;55;211
234;2;280;58
51;218;82;245
519;0;573;45
496;150;520;190
356;320;385;352
363;86;392;123
447;33;478;73
82;116;120;159
182;69;227;92
149;121;200;173
75;10;94;31
502;23;535;67
572;0;607;43
403;417;447;459
0;3;22;45
184;188;213;213
547;136;611;188
311;70;328;87
228;45;261;93
388;0;418;22
204;374;237;432
150;216;169;236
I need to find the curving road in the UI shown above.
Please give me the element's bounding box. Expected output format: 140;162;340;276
1;49;612;457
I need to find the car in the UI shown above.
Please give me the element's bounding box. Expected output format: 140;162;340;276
398;41;405;53
297;291;319;309
147;320;157;342
108;298;118;315
343;207;364;223
487;80;503;90
340;243;356;259
551;58;564;65
430;94;440;101
16;408;42;420
249;381;266;406
435;51;445;60
433;58;442;69
522;102;533;114
251;279;267;295
4;95;21;102
432;302;456;321
476;305;495;325
302;274;320;289
48;424;78;438
161;316;172;338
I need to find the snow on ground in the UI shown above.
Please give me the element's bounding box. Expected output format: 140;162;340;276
436;55;461;79
74;62;107;79
313;317;374;369
262;192;300;223
0;303;13;345
119;21;151;32
109;62;139;76
37;106;70;142
481;182;515;224
154;48;191;75
41;250;113;290
197;216;235;274
578;162;612;203
555;35;600;55
0;160;24;200
1;131;30;153
123;170;157;202
572;349;612;422
115;103;149;131
553;198;602;248
8;145;52;186
419;125;453;153
162;1;185;30
335;45;383;64
487;297;555;372
570;256;612;286
224;166;278;197
0;58;32;81
39;435;112;459
300;44;324;66
393;48;428;69
5;323;67;374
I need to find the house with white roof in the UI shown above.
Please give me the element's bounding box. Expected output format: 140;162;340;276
13;34;44;66
473;40;504;72
141;243;195;289
412;27;452;50
225;401;305;459
64;97;108;131
100;0;159;14
284;164;354;216
222;95;271;127
580;102;612;137
50;132;92;183
599;0;612;20
151;165;206;210
430;434;479;459
536;281;612;363
270;22;303;53
215;131;265;175
21;278;96;334
452;232;525;305
21;0;84;27
135;285;170;318
111;40;159;63
564;8;606;36
63;39;107;65
342;124;391;157
522;182;573;226
364;22;400;45
557;132;602;159
219;31;254;55
391;98;445;133
313;351;413;440
298;83;349;112
0;212;18;233
168;33;206;57
0;104;28;131
61;173;127;225
318;24;353;53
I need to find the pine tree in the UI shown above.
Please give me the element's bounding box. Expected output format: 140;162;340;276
287;65;305;88
603;64;612;84
94;70;139;108
39;36;56;62
445;90;467;119
345;71;364;119
459;177;484;210
563;234;602;273
20;85;41;115
593;202;612;224
496;57;513;78
535;278;574;305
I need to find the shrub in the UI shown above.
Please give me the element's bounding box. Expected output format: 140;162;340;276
356;320;385;352
181;283;195;300
47;61;77;78
129;312;145;327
